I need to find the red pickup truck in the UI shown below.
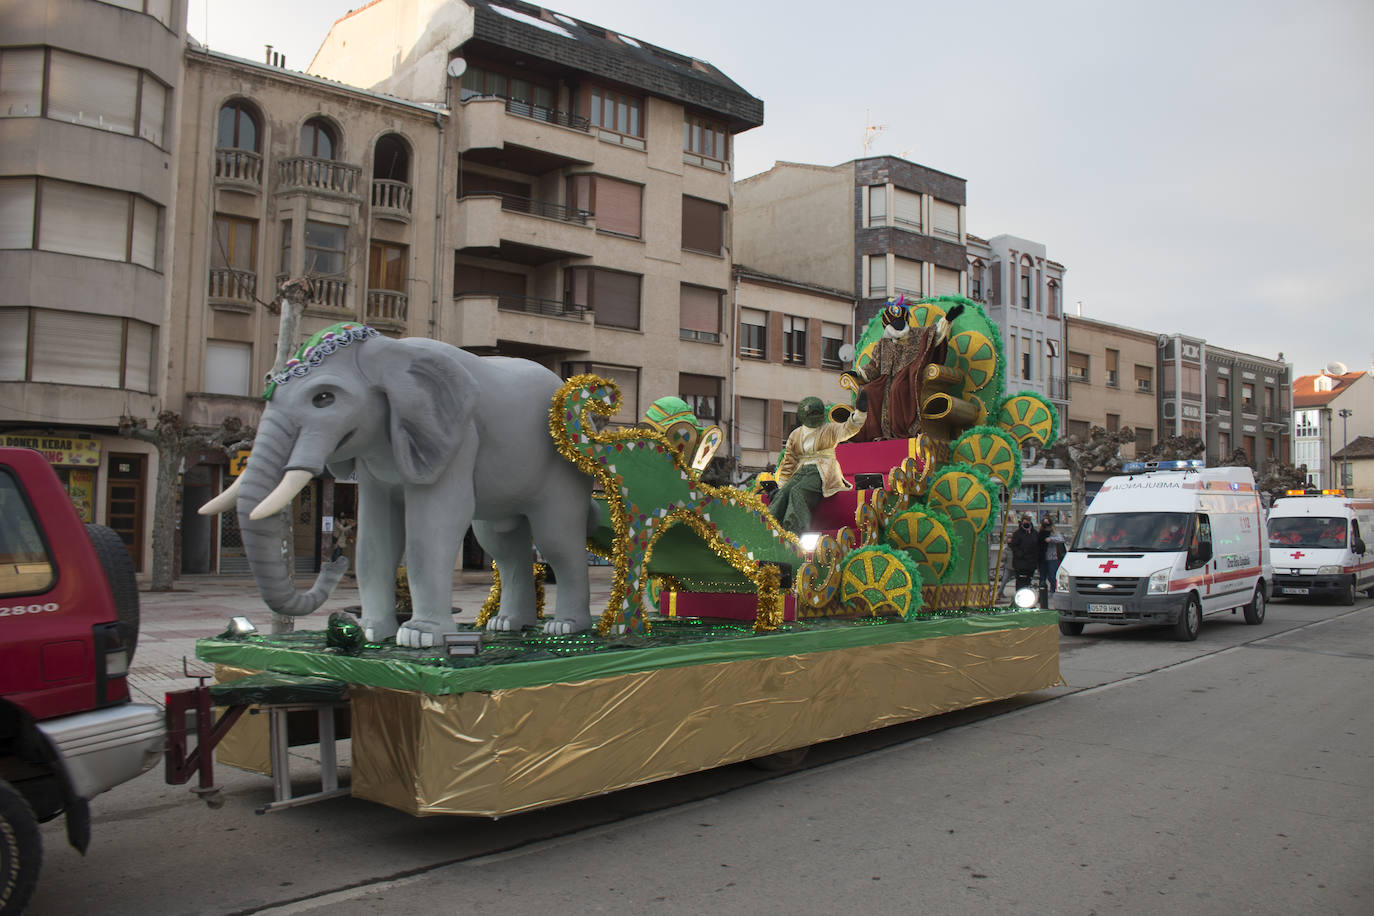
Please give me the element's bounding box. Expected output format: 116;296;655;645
0;447;164;914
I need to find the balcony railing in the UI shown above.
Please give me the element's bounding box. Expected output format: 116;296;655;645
366;289;407;325
463;192;591;225
277;156;362;198
207;267;256;309
214;148;262;188
1045;374;1067;400
493;294;587;320
278;274;349;311
371;179;413;218
504;97;590;132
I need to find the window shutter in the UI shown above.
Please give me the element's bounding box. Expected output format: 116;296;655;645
930;199;959;240
0;178;35;249
593;271;641;329
593;177;641;237
0;49;43;117
40;181;129;261
893;189;921;229
204;340;253;396
679;285;720;335
933;265;959;296
130;197;159;269
738;398;766;450
0;308;28;379
31;310;122;387
682;197;724;253
124;321;154;392
48;52;138;135
893;257;922;297
139;75;167;146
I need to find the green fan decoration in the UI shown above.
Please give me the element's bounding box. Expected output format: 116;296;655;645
839;545;925;619
996;392;1060;449
951;426;1024;489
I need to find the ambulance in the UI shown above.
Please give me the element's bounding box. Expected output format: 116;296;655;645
1267;490;1374;604
1051;460;1271;641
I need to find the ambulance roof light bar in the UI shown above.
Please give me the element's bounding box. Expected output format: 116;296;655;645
1121;459;1206;474
1284;488;1346;497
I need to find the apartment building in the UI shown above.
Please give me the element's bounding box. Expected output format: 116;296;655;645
1203;345;1290;470
733;156;967;331
1292;369;1374;490
731;267;854;475
0;0;185;574
1064;315;1160;458
966;234;1067;413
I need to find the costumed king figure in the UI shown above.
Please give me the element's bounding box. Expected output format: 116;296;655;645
767;391;867;534
845;297;963;442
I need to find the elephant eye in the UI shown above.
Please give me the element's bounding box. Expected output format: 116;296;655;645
312;391;336;408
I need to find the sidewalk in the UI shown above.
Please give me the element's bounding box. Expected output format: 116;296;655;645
128;566;616;705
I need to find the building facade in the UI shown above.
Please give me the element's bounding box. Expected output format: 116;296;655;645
1203;345;1290;470
733;156;967;331
1292;370;1374;490
0;0;186;574
1063;315;1160;459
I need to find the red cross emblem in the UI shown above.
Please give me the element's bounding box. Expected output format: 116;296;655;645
1098;560;1119;573
1291;551;1304;559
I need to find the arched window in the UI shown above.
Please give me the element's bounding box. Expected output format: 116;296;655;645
216;100;260;151
301;117;338;159
373;134;410;182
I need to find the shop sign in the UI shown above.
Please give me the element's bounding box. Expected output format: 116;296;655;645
1;434;102;467
229;449;251;476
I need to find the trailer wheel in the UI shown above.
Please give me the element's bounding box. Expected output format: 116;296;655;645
1339;578;1356;607
1058;621;1084;636
0;778;41;916
1174;595;1201;642
1243;585;1266;625
749;746;810;772
86;523;140;661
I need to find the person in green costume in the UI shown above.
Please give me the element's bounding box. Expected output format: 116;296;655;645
767;391;867;534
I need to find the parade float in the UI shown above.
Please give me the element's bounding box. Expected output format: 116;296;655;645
174;297;1063;817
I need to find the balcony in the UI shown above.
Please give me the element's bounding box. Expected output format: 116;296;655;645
371;179;413;222
452;194;594;264
365;289;407;329
277;156;363;200
457;96;597;172
277;274;350;315
207;267;256;312
448;292;595;353
1045;374;1067;400
497;294;587;321
214;148;262;193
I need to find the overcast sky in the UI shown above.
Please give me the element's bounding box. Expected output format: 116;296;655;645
188;0;1374;378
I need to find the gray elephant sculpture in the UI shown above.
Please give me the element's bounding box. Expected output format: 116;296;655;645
199;323;596;647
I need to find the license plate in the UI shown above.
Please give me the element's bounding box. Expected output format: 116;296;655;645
1282;587;1309;595
1087;603;1124;615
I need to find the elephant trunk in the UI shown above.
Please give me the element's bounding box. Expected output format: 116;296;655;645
236;410;347;616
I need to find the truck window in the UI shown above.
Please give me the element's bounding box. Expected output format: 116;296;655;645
0;468;56;595
1072;512;1191;552
1269;517;1345;549
1187;513;1212;569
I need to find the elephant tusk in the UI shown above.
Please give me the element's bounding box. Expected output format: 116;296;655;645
249;469;315;521
197;474;244;516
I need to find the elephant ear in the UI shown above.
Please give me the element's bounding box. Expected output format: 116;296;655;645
378;342;477;484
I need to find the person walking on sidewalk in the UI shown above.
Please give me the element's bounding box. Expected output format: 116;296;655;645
1037;516;1066;593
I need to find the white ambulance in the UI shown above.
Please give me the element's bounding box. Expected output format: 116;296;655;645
1051;460;1271;641
1267;490;1374;604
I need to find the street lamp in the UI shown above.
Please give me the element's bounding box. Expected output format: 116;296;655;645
1337;408;1353;493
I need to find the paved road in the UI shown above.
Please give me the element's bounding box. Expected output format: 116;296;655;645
25;591;1373;915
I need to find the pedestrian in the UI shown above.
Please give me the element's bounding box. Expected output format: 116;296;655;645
1037;516;1065;593
1009;515;1039;591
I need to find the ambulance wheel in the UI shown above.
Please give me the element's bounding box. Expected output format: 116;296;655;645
1338;578;1356;606
1365;584;1374;599
1058;621;1084;636
1174;595;1201;641
1243;585;1266;625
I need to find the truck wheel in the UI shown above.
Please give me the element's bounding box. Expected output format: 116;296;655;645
0;779;41;916
1058;621;1085;636
1243;585;1266;625
85;524;140;661
1339;578;1356;607
1174;595;1201;642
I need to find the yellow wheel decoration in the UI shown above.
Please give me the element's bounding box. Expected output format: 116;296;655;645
908;301;946;329
998;394;1057;448
839;548;915;617
951;430;1021;489
886;509;957;580
949;330;997;392
928;468;995;534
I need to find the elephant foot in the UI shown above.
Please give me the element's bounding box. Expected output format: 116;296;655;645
485;614;534;633
543;616;592;636
362;616;400;643
396;618;458;648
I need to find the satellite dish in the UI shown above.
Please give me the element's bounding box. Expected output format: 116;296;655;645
446;58;467;78
1325;360;1348;376
837;343;856;364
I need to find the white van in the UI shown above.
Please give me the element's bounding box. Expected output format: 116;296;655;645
1051;460;1271;641
1267;491;1374;604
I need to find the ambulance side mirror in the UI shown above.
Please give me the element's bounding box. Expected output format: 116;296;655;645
1355;537;1366;556
1187;542;1212;569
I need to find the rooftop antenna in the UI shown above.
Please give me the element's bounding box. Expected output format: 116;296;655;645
862;109;886;155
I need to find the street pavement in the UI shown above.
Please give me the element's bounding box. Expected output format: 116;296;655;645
128;566;619;705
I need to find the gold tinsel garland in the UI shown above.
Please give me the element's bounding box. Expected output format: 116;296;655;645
473;561;547;629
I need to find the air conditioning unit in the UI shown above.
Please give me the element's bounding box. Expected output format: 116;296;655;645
1162;401;1177;418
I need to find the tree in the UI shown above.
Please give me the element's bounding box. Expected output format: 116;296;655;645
117;411;255;591
1137;434;1206;462
1047;425;1136;530
1256;459;1310;507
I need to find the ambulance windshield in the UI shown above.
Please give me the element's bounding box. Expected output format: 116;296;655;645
1268;517;1345;549
1073;512;1192;552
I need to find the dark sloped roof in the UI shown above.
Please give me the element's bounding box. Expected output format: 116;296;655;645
1333;435;1374;460
464;0;763;131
